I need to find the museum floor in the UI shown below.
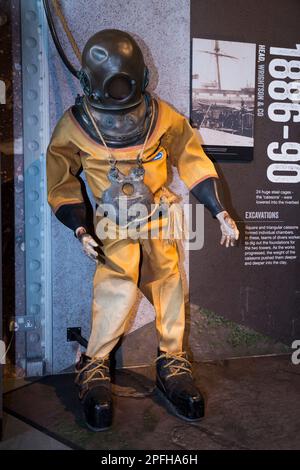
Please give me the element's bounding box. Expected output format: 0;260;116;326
1;354;300;450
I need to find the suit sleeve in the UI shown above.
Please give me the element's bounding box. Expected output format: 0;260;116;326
46;113;87;231
162;109;219;189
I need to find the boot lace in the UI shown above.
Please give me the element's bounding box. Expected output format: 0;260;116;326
75;357;109;386
155;351;193;379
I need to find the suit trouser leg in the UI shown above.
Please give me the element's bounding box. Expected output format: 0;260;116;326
86;235;140;359
87;215;186;358
139;237;185;354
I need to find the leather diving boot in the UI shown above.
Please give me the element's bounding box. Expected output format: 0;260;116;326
75;353;112;431
155;350;205;421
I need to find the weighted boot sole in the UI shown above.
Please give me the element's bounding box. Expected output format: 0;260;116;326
83;414;112;432
85;421;112;432
81;399;113;432
156;376;204;422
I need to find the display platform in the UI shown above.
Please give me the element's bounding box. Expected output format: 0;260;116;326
4;355;300;450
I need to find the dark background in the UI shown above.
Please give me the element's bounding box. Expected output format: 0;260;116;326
190;0;300;344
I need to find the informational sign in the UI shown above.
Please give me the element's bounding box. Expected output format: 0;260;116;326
190;0;300;345
244;43;300;269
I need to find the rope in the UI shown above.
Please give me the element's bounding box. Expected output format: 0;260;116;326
154;351;193;379
52;0;82;63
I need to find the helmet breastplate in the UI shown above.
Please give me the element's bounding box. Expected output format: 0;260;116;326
72;94;157;148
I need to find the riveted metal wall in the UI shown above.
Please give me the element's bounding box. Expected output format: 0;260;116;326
20;0;52;375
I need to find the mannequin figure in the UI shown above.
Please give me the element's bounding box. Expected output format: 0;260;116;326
47;29;239;431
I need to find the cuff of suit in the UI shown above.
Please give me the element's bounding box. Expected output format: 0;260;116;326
54;202;88;233
190;177;224;218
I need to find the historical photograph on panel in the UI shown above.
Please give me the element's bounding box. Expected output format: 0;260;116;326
191;38;256;161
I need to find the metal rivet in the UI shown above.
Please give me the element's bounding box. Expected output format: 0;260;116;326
26;37;37;48
27;114;38;125
30;282;41;293
27;89;38;100
29;216;39;226
27;64;38;74
29;332;40;343
25;10;37;21
29;238;40;248
29;190;39;201
28;140;39;151
30;304;40;314
30;260;41;271
28;165;39;176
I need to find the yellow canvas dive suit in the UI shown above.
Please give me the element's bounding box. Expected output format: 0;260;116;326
47;98;218;358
